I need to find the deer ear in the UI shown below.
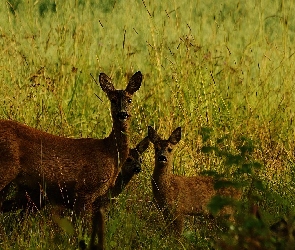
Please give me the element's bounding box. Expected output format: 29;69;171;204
169;127;181;145
125;71;142;94
148;126;161;144
136;136;150;154
99;73;116;94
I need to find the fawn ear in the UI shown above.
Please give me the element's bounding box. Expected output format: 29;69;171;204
136;136;150;154
148;126;161;144
169;127;181;145
125;71;142;94
99;73;116;94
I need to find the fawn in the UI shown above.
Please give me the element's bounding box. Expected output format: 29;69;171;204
148;126;240;235
0;71;142;246
88;136;150;250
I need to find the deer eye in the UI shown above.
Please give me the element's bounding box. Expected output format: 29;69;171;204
128;98;132;103
126;157;132;162
168;147;172;152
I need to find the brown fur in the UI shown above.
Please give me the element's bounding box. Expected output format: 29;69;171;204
148;126;240;235
89;136;149;249
0;72;142;249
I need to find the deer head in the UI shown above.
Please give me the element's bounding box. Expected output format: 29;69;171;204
99;72;142;123
148;126;181;172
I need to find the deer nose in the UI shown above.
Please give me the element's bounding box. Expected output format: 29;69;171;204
117;112;129;120
158;155;167;162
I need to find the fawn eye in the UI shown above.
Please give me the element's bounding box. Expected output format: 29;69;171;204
128;98;132;103
126;157;132;162
168;147;172;152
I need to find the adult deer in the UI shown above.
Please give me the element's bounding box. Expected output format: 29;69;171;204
0;71;142;249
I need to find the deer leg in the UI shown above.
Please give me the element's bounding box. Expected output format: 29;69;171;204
90;204;106;250
0;137;20;202
162;208;184;236
0;183;16;211
173;215;184;236
90;194;110;250
97;206;106;250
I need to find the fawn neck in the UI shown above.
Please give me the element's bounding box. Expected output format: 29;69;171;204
152;158;173;186
152;161;172;200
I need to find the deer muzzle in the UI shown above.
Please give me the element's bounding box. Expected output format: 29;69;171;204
117;112;129;120
158;155;167;162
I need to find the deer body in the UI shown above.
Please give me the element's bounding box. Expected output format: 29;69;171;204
148;126;239;235
152;172;217;216
0;72;143;250
0;120;124;210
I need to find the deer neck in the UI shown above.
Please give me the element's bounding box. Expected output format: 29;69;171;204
109;121;130;166
110;170;133;198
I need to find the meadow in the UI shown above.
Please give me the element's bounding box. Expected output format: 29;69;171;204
0;0;295;249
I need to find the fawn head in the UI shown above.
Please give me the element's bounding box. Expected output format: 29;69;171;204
148;126;181;169
99;71;142;123
123;136;150;174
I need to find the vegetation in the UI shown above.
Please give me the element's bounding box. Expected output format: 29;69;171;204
0;0;295;249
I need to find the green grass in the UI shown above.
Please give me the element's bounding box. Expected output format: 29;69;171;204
1;0;295;249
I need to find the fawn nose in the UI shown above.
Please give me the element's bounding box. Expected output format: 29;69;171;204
117;112;129;120
133;164;141;173
158;155;167;162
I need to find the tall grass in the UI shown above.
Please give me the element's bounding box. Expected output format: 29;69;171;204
0;0;295;249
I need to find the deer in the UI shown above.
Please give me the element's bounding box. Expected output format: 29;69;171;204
148;126;240;236
87;136;150;250
0;71;142;249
